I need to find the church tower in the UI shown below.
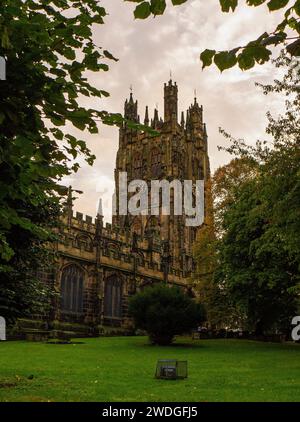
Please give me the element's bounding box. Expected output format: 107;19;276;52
164;80;178;127
113;80;211;274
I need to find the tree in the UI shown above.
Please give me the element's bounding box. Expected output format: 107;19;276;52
192;54;299;334
216;175;299;335
0;0;127;321
126;0;300;71
213;55;300;334
192;161;253;329
212;158;257;237
129;283;206;345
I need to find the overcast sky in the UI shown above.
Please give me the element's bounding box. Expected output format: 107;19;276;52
64;0;285;222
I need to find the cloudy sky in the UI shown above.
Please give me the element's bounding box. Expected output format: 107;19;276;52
64;0;285;222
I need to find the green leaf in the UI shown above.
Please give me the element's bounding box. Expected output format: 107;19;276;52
288;17;300;34
260;32;287;45
134;2;151;19
103;50;119;62
214;50;238;71
294;0;300;16
246;0;267;5
100;90;110;97
200;49;216;69
251;45;272;64
150;0;166;15
64;48;76;61
171;0;188;5
219;0;238;12
238;49;255;70
267;0;289;11
286;39;300;56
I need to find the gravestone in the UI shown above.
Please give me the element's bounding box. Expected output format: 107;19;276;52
0;316;6;341
0;57;6;80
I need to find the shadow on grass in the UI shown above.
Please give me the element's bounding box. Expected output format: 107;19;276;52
0;381;17;389
135;339;205;349
46;341;85;345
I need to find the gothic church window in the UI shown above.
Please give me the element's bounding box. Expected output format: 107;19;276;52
151;148;162;177
61;265;84;313
104;275;122;318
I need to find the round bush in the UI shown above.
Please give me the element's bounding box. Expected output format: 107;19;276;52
129;283;206;345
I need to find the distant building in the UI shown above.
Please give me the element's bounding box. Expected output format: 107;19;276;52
22;80;211;337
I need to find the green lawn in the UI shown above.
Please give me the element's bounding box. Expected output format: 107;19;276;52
0;337;299;402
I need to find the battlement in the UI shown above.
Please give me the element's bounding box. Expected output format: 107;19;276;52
59;212;189;280
66;211;97;227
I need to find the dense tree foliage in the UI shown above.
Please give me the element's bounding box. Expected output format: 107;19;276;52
193;166;251;329
0;0;126;320
127;0;300;71
194;55;300;334
129;284;206;345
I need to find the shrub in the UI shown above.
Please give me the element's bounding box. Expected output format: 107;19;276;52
129;283;206;345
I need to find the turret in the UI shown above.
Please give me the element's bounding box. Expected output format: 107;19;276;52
186;109;191;132
164;79;178;124
124;92;138;123
181;111;185;128
152;108;159;129
144;106;149;126
189;97;203;128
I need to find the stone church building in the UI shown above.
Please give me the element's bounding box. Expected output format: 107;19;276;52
37;80;211;337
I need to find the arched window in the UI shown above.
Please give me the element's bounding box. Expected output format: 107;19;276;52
104;275;122;318
61;265;84;313
76;234;92;251
151;148;162;177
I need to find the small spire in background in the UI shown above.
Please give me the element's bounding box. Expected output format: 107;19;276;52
97;198;103;217
95;198;104;238
193;89;199;106
144;105;149;126
153;107;159;128
181;111;185;127
129;84;134;102
186;109;190;123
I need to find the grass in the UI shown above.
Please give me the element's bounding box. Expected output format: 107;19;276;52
0;336;299;402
